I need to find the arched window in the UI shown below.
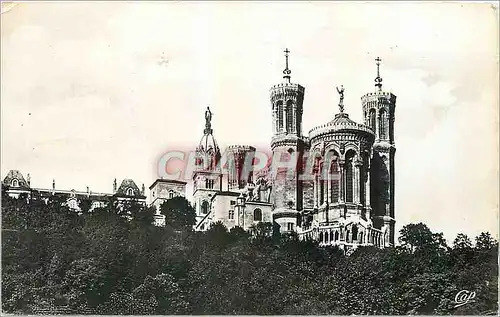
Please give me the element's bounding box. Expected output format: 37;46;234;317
335;231;339;241
345;151;355;203
379;109;388;139
330;231;334;242
68;199;78;210
330;154;340;203
359;232;364;243
201;201;209;214
277;101;284;132
352;225;358;241
253;208;262;221
369;108;376;131
127;188;134;196
169;191;174;199
346;230;350;243
11;179;19;187
286;100;294;133
319;232;324;242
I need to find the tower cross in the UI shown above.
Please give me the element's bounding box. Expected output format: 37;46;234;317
283;48;291;82
375;56;383;91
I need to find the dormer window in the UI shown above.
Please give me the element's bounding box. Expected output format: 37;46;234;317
67;198;78;210
11;179;19;187
127;188;134;196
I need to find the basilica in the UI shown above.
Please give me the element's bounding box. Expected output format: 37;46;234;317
2;51;396;251
181;51;396;250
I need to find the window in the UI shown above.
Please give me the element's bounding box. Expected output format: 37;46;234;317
379;109;388;139
369;108;376;131
253;208;262;221
205;179;214;189
277;101;283;132
335;231;339;241
127;188;134;196
352;225;358;241
345;151;355;203
230;200;236;206
287;222;294;231
228;210;234;220
68;199;78;210
201;201;209;214
330;157;339;203
286;100;293;133
169;191;174;199
11;179;19;187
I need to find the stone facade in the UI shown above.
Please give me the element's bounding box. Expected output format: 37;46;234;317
2;173;146;212
149;179;187;225
193;53;397;252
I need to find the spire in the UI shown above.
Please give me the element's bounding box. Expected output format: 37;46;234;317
283;48;291;83
336;85;345;113
375;56;383;91
204;106;213;135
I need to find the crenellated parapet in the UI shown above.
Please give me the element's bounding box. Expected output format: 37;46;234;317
225;145;256;190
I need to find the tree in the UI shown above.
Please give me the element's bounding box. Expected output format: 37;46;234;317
398;223;448;253
160;197;196;230
475;232;497;250
453;233;473;249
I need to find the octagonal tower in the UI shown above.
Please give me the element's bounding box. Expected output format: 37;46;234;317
361;57;396;246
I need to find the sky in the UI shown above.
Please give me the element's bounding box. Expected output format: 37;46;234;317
1;2;498;243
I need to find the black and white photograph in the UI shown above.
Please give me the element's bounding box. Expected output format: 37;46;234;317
1;1;498;315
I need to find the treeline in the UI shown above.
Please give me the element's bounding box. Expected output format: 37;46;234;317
1;190;498;315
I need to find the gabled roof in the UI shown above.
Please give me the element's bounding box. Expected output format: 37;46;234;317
115;178;145;198
2;170;30;189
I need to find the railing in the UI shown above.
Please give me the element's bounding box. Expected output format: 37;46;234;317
298;225;385;248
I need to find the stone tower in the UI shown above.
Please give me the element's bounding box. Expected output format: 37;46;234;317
193;107;223;226
361;57;396;246
269;49;308;233
226;145;256;191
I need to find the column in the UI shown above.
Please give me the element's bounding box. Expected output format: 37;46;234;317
324;166;329;206
353;158;363;205
338;160;345;203
313;173;318;208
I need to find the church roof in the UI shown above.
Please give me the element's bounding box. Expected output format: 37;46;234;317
197;133;220;155
197;106;221;156
2;170;30;189
308;113;374;140
115;178;145;198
